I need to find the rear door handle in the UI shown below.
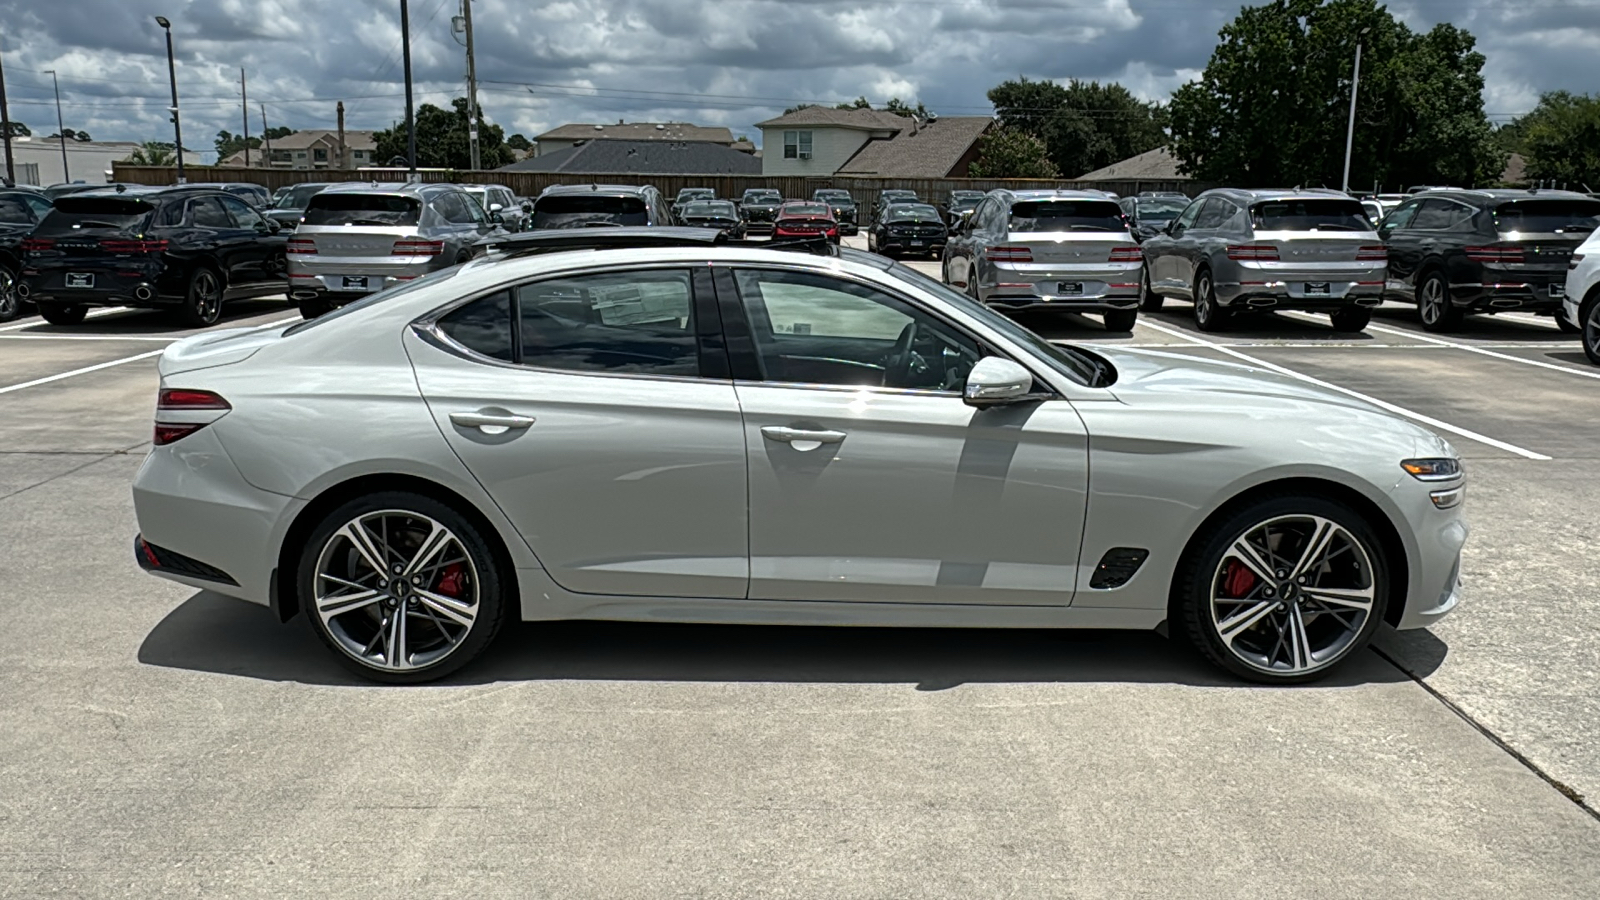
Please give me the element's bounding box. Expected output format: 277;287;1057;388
761;425;847;445
450;410;536;434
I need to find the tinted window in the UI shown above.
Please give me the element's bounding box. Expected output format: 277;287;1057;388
1250;199;1371;231
34;197;154;234
518;270;698;376
1009;200;1125;232
275;183;328;209
1192;199;1236;230
683;201;736;217
151;201;184;228
782;204;829;217
1133;198;1189;221
1492;200;1600;235
431;191;472;224
1381;202;1420;231
0;195;37;224
191;197;235;229
676;189;714;202
1411;199;1474;231
532;195;647;229
219;194;266;228
437;290;513;361
733;268;981;392
886;205;941;222
303;193;421;227
1171;200;1204;231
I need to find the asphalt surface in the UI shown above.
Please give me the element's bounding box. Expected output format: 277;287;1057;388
1;240;1597;897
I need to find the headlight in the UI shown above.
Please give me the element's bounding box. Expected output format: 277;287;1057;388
1401;458;1462;481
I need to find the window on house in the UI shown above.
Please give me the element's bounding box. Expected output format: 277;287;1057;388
783;130;813;160
313;148;328;162
294;151;306;159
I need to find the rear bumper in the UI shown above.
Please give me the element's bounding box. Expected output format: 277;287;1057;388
985;295;1139;313
1215;280;1385;310
21;266;177;307
879;239;945;255
1449;279;1569;312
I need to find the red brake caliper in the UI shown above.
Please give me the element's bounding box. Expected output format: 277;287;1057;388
436;563;466;599
1222;559;1257;599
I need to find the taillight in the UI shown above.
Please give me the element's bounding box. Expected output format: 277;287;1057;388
1573;254;1586;271
1108;246;1143;263
1226;245;1280;261
286;237;317;255
20;238;55;252
1465;245;1524;263
986;246;1033;262
1356;245;1387;261
154;388;231;446
393;239;445;256
100;239;169;254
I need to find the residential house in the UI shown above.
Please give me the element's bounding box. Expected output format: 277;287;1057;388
224;130;377;169
498;139;761;176
753;107;905;177
833;116;993;178
532;122;737;157
1074;147;1189;186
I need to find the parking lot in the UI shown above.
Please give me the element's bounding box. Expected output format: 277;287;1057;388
2;235;1599;897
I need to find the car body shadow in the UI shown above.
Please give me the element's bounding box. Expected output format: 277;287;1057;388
1142;306;1382;342
1370;305;1567;340
8;298;291;337
138;591;1435;689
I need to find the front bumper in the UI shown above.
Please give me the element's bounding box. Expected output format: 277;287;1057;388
1388;470;1469;631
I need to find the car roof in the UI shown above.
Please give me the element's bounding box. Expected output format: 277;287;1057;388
56;185;232;202
318;181;442;197
1410;188;1595;203
1001;189;1121;202
1200;187;1357;203
541;183;654;197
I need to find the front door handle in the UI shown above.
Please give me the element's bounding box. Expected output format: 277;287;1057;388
450;410;536;434
761;425;847;446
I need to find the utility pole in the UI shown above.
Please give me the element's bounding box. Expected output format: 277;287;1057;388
1340;28;1369;195
401;0;417;179
463;0;480;170
46;70;67;182
241;67;250;166
337;101;347;169
260;103;273;163
0;43;14;185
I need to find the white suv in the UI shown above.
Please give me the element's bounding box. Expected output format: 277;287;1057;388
1565;229;1600;365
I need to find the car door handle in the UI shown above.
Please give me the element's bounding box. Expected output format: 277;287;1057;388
761;426;846;445
450;410;536;433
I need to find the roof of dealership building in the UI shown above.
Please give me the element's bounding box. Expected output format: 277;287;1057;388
498;139;763;175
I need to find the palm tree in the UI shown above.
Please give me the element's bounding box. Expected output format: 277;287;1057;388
123;142;176;166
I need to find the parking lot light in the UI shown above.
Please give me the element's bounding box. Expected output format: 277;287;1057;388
155;16;185;184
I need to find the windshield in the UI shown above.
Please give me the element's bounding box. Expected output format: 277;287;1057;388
1009;200;1124;232
743;191;780;202
1250;199;1371;232
1493;200;1600;235
275;183;330;209
683;201;736;217
303;193;421;227
1133;199;1189;221
815;191;852;204
880;260;1113;387
887;205;941;222
532;195;647;228
676;189;714;202
35;197;154;233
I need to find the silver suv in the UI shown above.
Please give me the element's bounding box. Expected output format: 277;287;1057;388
1140;188;1386;333
288;183;502;318
941;189;1144;331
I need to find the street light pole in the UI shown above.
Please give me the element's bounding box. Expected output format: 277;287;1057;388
156;16;185;184
0;43;15;185
45;70;68;183
1340;29;1369;194
401;0;417;180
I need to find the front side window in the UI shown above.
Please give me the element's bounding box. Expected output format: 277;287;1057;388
219;194;265;228
732;268;981;392
1171;198;1206;232
519;269;699;376
783;130;812;159
0;195;36;224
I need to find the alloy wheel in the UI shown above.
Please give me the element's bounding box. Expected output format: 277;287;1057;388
1209;514;1377;676
1584;300;1600;365
1419;277;1443;324
312;510;480;673
191;271;222;325
0;269;18;322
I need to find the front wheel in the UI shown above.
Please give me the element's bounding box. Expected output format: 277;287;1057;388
1139;264;1163;312
0;268;20;322
1102;308;1138;332
298;492;509;684
1329;307;1371;333
1554;307;1581;334
38;303;87;326
1177;495;1390;684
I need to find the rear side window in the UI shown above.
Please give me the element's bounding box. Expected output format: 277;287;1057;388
0;195;37;224
34;197;154;234
437;290;513;361
303;194;422;227
1410;199;1475;231
191;197;235;229
1250;199;1371;232
1493;201;1600;235
517;269;697;375
532;195;647;229
1009;200;1125;232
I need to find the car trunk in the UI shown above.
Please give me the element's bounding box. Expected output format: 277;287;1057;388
1245;199;1385;282
1490;200;1600;275
24;197;163;273
1004;200;1128;266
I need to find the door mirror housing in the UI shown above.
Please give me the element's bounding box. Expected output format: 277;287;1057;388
488;202;504;214
963;357;1036;408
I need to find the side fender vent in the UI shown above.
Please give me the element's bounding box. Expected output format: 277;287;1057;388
1090;548;1150;589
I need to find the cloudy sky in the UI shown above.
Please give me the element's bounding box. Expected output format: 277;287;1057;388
1;0;1596;161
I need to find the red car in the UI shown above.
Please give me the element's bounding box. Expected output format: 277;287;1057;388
771;202;840;244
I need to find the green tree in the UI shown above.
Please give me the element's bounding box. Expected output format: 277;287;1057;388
884;97;931;119
1519;92;1600;188
49;128;92;142
123;142;176;166
968;128;1060;179
835;96;872;110
1169;0;1504;189
372;97;515;169
2;121;30;139
986;77;1167;179
505;132;532;151
216;126;294;158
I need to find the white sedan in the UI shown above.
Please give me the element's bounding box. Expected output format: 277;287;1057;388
133;238;1467;684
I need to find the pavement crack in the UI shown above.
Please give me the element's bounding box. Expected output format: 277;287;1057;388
0;453;119;502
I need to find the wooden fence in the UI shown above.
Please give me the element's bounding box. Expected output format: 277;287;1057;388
112;164;1207;203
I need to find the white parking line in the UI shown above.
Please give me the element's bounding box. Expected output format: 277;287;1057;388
1357;321;1600;382
1134;317;1553;461
0;349;166;397
0;306;134;332
0;334;178;342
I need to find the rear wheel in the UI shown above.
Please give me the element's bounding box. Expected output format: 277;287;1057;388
1139;264;1163;312
38;303;87;326
1417;271;1462;333
1102;308;1138;332
298;491;509;684
178;267;223;328
966;266;981;303
1193;270;1229;332
1329;307;1371;333
0;267;19;322
1178;495;1389;684
1582;296;1600;366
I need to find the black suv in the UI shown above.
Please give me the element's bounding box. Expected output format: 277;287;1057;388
738;189;783;233
872;189;920;221
529;183;672;230
18;185;288;327
1380;189;1600;332
0;188;54;322
1119;194;1192;243
811;189;859;234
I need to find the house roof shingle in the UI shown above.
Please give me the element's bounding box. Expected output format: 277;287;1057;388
534;122;735;144
497;139;762;175
268;130;377;151
1075;146;1187;181
834;116;993;178
755;107;907;132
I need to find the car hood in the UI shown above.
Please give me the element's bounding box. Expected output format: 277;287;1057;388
159;326;285;376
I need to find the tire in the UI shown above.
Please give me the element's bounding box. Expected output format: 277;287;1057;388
1193;270;1229;332
297;491;509;684
1329;307;1371;333
1176;494;1390;685
0;267;19;322
178;267;223;328
38;303;87;326
1416;270;1462;333
1582;295;1600;366
1102;308;1138;332
298;295;332;320
1139;264;1163;312
967;266;981;303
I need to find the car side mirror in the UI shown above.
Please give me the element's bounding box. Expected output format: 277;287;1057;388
258;219;278;233
488;202;504;214
963;357;1036;408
